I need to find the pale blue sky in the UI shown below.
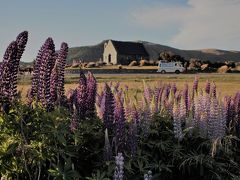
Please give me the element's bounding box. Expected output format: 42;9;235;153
0;0;239;62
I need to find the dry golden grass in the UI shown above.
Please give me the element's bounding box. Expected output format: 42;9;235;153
67;65;158;70
17;73;240;101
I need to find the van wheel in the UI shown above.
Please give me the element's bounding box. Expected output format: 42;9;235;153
175;70;180;74
161;70;166;74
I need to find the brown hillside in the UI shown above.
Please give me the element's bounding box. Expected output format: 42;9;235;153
66;40;240;63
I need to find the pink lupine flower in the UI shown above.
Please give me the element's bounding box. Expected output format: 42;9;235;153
173;102;183;141
205;79;211;94
86;71;97;117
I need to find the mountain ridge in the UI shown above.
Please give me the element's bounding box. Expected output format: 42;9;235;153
67;40;240;63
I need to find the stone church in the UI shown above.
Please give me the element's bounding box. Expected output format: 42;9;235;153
103;40;149;65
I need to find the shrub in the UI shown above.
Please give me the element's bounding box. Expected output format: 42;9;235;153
217;65;230;73
139;60;149;66
128;61;138;66
86;62;96;68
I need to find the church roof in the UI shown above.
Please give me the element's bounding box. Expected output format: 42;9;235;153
110;40;149;56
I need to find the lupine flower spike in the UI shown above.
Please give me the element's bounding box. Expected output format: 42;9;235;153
114;153;124;180
144;171;153;180
56;42;68;104
102;83;115;135
86;71;97;117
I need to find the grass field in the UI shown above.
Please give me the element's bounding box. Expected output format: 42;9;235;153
17;73;240;100
66;65;158;70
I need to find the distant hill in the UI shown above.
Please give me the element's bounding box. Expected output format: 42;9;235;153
66;40;240;63
67;41;106;63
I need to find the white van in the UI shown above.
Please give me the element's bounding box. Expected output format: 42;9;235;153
157;60;185;74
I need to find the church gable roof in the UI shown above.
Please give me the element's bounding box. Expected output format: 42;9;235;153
110;40;148;56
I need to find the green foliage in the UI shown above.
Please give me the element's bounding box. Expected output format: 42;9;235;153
0;101;104;179
1;101;240;179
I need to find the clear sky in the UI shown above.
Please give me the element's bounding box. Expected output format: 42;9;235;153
0;0;239;62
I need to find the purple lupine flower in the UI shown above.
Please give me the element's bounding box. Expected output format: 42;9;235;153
131;104;140;125
229;99;235;128
192;76;198;100
56;42;68;104
37;50;49;104
234;92;240;136
223;96;234;128
114;153;124;180
32;38;56;110
211;82;216;98
29;48;44;101
99;93;107;120
179;97;187;123
45;50;56;110
0;41;18;102
86;71;97;117
75;71;87;119
208;97;219;140
11;31;28;98
234;92;240;121
176;91;182;103
193;76;198;92
78;71;87;87
158;86;165;110
38;44;55;110
144;171;153;180
128;104;140;156
16;31;28;60
66;88;75;112
191;90;197;119
182;83;189;116
193;94;200;128
30;37;55;102
104;128;112;161
143;81;152;103
123;97;132;122
204;93;211;115
194;94;209;138
173;102;183;141
102;83;115;134
141;97;152;137
128;119;138;157
163;84;171;101
199;113;208;138
172;83;177;95
217;102;226;139
114;92;126;152
50;63;58;103
153;87;162;113
205;80;211;94
198;94;209;138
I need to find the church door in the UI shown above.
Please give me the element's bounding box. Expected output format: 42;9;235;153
108;54;111;63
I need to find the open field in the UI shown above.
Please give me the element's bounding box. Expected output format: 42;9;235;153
17;73;240;100
66;65;158;70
